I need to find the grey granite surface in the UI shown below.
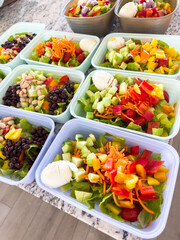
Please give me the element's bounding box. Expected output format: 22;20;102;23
0;0;180;239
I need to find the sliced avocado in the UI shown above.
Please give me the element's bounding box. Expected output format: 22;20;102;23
88;173;100;183
105;203;121;215
62;153;72;161
76;141;87;150
73;167;86;182
75;190;93;203
72;157;84;167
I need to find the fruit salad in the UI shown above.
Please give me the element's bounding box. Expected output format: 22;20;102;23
30;36;96;67
100;37;180;75
41;133;168;228
119;0;173;18
0;32;36;64
68;0;113;17
0;70;5;83
3;70;79;115
78;71;176;137
0;116;49;179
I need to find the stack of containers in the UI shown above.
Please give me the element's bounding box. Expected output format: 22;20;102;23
0;20;179;239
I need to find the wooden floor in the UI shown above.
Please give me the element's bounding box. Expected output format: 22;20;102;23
0;132;180;240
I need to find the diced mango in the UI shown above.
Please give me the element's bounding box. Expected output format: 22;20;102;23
151;38;157;48
150;48;157;55
115;172;126;184
119;200;135;209
115;159;128;168
165;48;178;58
154;172;167;183
155;66;165;74
134;55;141;63
147;176;160;185
147;61;158;71
142;42;152;52
169;112;176;118
168;57;173;67
156;50;166;59
92;158;101;171
98;154;108;163
4;55;11;61
136;164;146;178
164;3;170;10
148;56;155;62
124;174;138;189
157;166;169;173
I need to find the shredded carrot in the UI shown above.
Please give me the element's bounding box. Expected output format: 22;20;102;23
78;174;88;179
139;66;143;72
103;181;106;195
145;215;153;228
72;141;76;146
113;192;121;207
86;165;89;174
96;170;105;180
84;158;86;164
135;188;155;214
106;183;112;193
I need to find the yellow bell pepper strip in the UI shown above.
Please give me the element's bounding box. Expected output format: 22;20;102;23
115;171;127;184
0;151;6;160
2;160;9;170
119;200;135;209
147;176;160;185
42;101;50;111
124;174;138;190
5;128;22;142
154;172;167;183
151;38;157;48
136;164;146;178
158;166;169;173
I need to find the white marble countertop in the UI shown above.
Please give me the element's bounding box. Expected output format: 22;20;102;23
0;0;180;239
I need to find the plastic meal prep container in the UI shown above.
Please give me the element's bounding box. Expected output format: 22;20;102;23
0;64;85;123
0;66;11;88
70;70;180;143
20;31;100;73
35;118;179;239
91;32;180;79
62;0;117;37
0;22;45;69
114;0;179;34
0;106;55;185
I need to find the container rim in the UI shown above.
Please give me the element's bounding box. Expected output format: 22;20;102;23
62;0;117;19
114;0;179;20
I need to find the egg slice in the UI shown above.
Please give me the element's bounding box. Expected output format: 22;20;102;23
107;37;125;50
79;38;96;53
77;0;88;5
92;70;117;91
41;161;78;188
119;2;137;18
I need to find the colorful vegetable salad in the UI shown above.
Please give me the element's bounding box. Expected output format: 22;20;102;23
78;71;176;137
0;32;36;64
0;70;5;83
100;37;180;75
41;133;168;228
30;36;96;67
0;116;49;179
3;70;79;115
68;0;113;17
119;0;173;18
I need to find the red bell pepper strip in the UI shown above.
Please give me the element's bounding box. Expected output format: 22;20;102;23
112;186;129;198
147;122;160;134
46;42;53;48
59;75;69;85
104;158;114;171
131;146;140;155
134;78;142;85
44;76;53;86
136;158;149;167
113;105;122;115
138;102;148;114
140;81;154;94
139;194;159;200
143;111;154;121
4;127;10;134
140;186;156;196
110;169;117;184
92;8;102;16
140;149;152;159
19;150;25;163
69;6;76;13
133;116;146;126
145;159;164;175
127;161;137;174
163;90;169;103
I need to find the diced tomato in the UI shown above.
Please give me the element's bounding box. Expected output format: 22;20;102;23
150;95;159;106
121;113;129;122
44;76;53;86
140;9;147;17
140;81;154;94
113;105;122;115
104;158;114;171
131;146;140;155
139;87;149;101
157;10;164;17
51;56;60;62
138;102;148;114
145;159;164;175
158;58;168;68
140;149;152;159
127;161;137;174
110;169;117;184
46;42;53;48
59;75;69;85
4;127;10;134
121;206;141;222
131;90;140;102
139;194;159;200
77;53;85;63
125;109;136;118
121;97;134;105
135;78;142;85
133;116;146;126
75;48;83;56
140;186;156;196
112;186;129;198
136;158;149;167
163;90;169;103
62;52;71;63
13;47;20;51
147;122;160;134
143;111;154;121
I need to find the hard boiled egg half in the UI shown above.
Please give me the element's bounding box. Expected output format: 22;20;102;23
79;38;97;53
107;37;125;50
92;70;117;91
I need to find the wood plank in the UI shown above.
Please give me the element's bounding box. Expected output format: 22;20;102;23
0;191;42;240
0;202;10;226
0;182;22;208
22;201;65;240
53;213;78;240
86;227;114;240
72;221;90;240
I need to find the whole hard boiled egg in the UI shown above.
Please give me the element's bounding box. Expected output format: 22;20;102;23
79;38;96;53
92;70;117;91
107;37;125;50
119;2;137;18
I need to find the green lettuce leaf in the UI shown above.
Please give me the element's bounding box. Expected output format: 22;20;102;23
53;154;62;162
127;122;144;132
151;153;161;160
20;118;32;133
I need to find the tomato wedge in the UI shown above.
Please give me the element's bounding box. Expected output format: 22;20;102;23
121;206;142;222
